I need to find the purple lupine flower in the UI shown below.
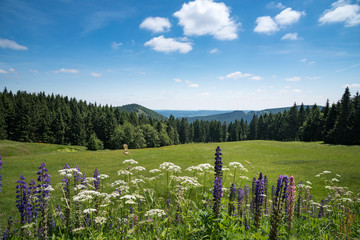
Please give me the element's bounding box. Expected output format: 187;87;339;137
62;163;70;194
264;175;268;215
167;198;171;211
237;188;245;217
228;183;236;216
286;175;296;231
269;174;290;240
213;146;223;217
244;184;249;205
213;177;223;217
93;169;100;191
16;175;34;224
245;217;249;230
254;173;265;228
0;156;3;192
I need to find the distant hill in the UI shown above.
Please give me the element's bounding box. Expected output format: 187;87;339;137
187;106;321;123
119;104;168;121
155;110;233;118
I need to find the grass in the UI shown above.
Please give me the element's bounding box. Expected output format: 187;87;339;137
1;139;360;228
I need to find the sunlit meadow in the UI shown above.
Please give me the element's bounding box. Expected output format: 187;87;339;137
0;140;360;239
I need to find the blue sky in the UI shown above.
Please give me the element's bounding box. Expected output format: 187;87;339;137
0;0;359;110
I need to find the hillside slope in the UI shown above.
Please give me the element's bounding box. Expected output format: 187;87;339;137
119;104;168;120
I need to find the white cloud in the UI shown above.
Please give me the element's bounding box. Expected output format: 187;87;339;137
256;89;267;93
275;8;306;26
254;16;279;34
111;41;123;49
144;36;192;53
319;1;360;27
219;71;263;81
53;68;79;74
200;92;211;96
223;71;253;80
210;48;219;54
285;76;301;81
174;78;182;83
90;72;102;77
300;58;307;62
281;32;300;40
29;69;39;73
189;83;199;88
344;83;360;88
293;89;302;93
0;38;28;50
140;17;171;33
0;69;7;74
9;68;16;73
173;0;238;40
307;76;321;80
249;76;263;81
300;58;315;64
267;2;286;10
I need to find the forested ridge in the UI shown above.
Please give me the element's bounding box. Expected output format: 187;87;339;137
0;87;359;149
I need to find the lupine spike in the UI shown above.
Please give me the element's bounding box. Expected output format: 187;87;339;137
213;146;223;217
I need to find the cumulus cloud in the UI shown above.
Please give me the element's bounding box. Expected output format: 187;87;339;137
90;72;102;77
144;35;192;53
281;32;301;40
173;0;238;40
0;69;7;74
111;41;123;49
29;69;39;73
319;0;360;27
275;8;306;26
0;38;28;50
254;16;279;34
285;76;301;81
254;8;305;34
267;2;286;10
174;78;182;83
140;17;171;33
53;68;79;74
293;89;302;93
219;71;262;81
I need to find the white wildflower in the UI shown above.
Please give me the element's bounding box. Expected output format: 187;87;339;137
222;167;230;171
123;159;138;165
95;216;107;225
72;227;85;232
131;166;146;171
336;174;341;177
120;194;136;200
99;174;109;179
149;169;161;173
145;209;166;218
197;163;212;171
239;176;250;181
74;184;87;191
159;162;182;172
83;208;97;214
186;166;203;172
117;170;132;176
125;200;137;205
341;198;352;203
44;185;55;191
315;174;322;177
84;177;96;183
229;162;248;171
323;170;331;174
331;178;339;182
325;186;333;190
305;185;312;189
306;181;312;185
131;179;146;184
111;180;128;188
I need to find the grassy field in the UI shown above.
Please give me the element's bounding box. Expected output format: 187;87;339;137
1;140;360;228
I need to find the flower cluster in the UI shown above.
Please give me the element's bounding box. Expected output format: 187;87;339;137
159;162;182;172
213;146;223;217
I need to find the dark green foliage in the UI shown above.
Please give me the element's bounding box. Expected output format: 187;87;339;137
87;133;104;150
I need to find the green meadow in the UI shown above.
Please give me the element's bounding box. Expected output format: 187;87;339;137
1;139;360;228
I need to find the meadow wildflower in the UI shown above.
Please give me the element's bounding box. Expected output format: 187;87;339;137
145;209;166;218
213;146;223;217
149;169;161;173
286;175;296;231
0;156;3;192
123;159;138;165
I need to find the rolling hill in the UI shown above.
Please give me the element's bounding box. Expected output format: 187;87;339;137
118;104;168;121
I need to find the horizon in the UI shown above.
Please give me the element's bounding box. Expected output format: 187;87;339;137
1;0;359;110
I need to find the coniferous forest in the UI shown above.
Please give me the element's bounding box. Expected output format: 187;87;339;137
0;87;359;149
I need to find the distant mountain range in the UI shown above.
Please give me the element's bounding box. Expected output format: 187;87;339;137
155;110;233;118
120;104;321;123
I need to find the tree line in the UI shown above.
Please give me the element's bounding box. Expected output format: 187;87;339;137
0;88;359;149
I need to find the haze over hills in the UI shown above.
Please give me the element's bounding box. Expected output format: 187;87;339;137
155;110;234;118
